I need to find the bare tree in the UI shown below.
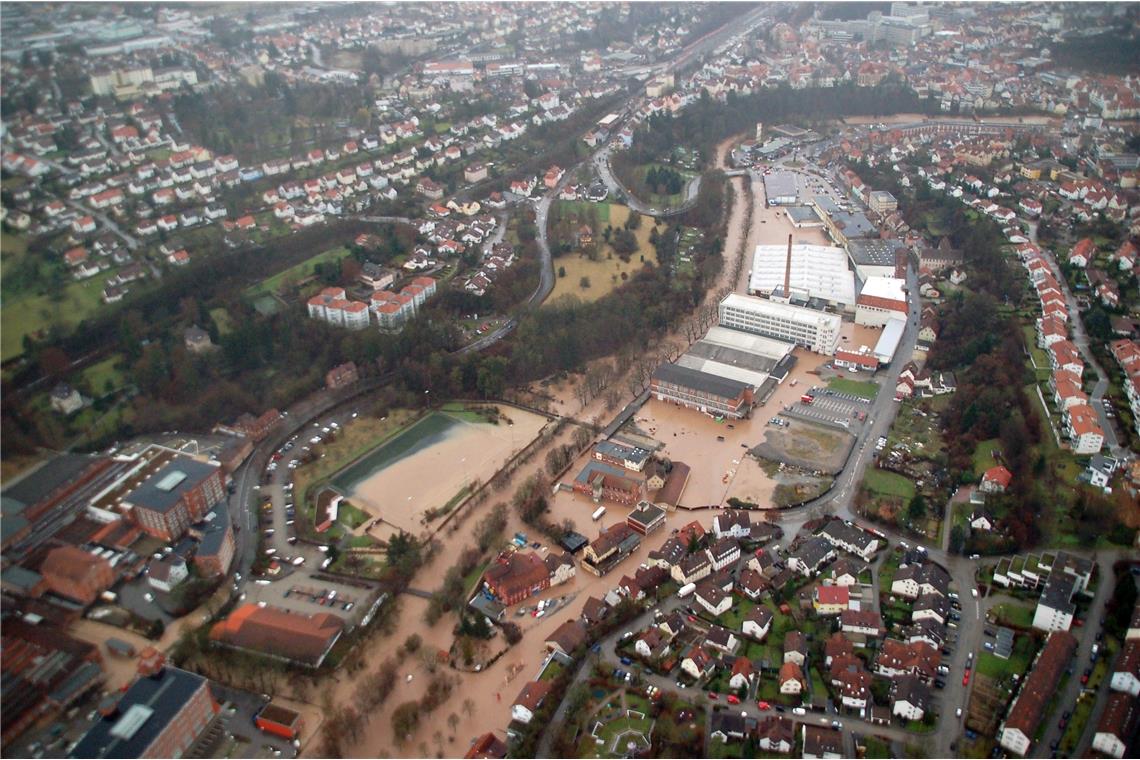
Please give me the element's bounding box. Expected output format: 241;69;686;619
462;698;476;717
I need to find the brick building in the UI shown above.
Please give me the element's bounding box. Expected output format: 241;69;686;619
194;503;235;578
40;546;115;605
122;457;225;542
210;604;344;668
70;650;218;759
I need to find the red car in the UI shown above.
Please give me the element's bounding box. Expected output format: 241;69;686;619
758;701;771;711
727;695;740;705
707;692;719;701
962;669;971;687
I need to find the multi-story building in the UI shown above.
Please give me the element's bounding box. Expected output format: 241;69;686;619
71;651;218;759
650;364;753;419
867;190;898;215
999;632;1077;756
120;457;226;542
719;294;841;355
40;545;116;605
855;276;909;328
307;287;371;330
194;504;235;578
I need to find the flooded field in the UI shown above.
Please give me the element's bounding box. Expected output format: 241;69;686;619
337;407;549;536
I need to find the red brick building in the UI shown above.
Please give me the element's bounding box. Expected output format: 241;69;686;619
481;551;551;605
39;546;115;605
71;650;218;759
210;604;345;668
123;457;226;541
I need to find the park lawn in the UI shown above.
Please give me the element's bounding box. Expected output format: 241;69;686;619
209;307;234;335
337;500;370;529
245;245;352;298
549;243;658;303
864;469;915;500
630;162;696;208
975;634;1036;680
347;534;376;549
556;200;611;225
1;231;29;280
548;204;662;303
1;269;117;361
972;439;1001;477
827;377;880;400
82;356;126;395
991;603;1035;630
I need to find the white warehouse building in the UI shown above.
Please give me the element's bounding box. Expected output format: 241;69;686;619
748;242;855;307
719;293;841;355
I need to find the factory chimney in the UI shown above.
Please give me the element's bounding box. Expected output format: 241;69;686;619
784;234;793;299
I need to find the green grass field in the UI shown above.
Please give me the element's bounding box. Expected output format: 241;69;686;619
827;377;880;400
975;634;1036;680
1;268;118;361
554;200;610;225
209;307;234;336
864;469;916;499
991;603;1035;629
972;439;1001;477
245;246;351;299
82;356;126;395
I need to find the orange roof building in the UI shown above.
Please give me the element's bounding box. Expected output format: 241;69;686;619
210;604;344;667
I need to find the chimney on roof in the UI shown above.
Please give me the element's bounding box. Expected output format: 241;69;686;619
784;234;793;298
137;646;166;678
97;693;121;719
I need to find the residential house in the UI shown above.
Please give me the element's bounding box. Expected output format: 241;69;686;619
1110;640;1140;696
778;662;805;695
511;681;552;725
803;725;843;759
784;631;807;666
813;585;850;616
980;466;1013;494
787;536;836;577
999;632;1077;756
681;646;715;681
695;582;733;617
712;509;752;539
729;656;756;691
743;606;774;641
891;561;951;600
1092;693;1138;759
890;675;932;722
756;716;795;754
581;523;640;576
544;620;588;656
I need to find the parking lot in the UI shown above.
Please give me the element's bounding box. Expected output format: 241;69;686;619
243;574;371;626
781;388;870;431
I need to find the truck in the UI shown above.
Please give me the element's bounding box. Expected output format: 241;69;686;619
591;507;607;521
677;582;697;598
800;394;814;405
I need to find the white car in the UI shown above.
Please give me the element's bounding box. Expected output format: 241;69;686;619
143;592;154;603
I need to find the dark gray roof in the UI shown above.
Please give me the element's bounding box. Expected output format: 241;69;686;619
595;440;651;466
197;503;231;557
652;363;750;400
70;667;210;759
2;454;98;509
685;339;780;373
126;457;220;514
628;502;665;526
847;239;905;266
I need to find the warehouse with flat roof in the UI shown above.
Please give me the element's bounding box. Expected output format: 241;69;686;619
856;276;909;327
763;171;799;206
749;242;855;306
846;239;905;280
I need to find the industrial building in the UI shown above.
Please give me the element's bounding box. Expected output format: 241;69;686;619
650;364;753;419
719;293;841;355
676;326;796;388
813;195;877;246
749;241;855;307
763;171;800;206
846;239;906;281
873;317;908;364
856;276;909;327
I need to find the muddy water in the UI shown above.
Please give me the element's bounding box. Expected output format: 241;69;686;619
348;410;548;535
327;137;880;757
